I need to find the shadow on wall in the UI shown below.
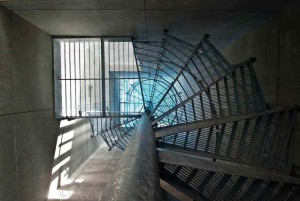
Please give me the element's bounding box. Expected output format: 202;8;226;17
48;119;75;199
47;118;99;200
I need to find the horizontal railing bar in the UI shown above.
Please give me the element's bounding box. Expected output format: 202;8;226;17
158;149;300;185
155;107;297;138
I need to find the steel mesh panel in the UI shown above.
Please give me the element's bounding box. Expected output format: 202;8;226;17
90;117;139;150
155;61;266;127
133;33;233;122
159;162;300;201
158;109;297;171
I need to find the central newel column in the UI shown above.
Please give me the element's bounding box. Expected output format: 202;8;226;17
100;112;161;201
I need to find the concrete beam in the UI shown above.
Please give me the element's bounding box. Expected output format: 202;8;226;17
0;0;144;10
0;0;284;12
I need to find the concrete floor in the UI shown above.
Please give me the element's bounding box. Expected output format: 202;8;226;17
46;143;193;201
47;145;122;201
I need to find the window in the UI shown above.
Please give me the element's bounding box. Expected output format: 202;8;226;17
53;38;142;118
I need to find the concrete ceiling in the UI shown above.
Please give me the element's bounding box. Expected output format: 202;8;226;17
0;0;282;49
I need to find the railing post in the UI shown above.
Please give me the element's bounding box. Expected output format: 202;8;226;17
100;113;161;201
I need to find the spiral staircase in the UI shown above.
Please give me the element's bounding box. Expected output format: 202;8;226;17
58;31;299;200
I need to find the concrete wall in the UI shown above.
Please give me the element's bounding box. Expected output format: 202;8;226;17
221;5;300;167
0;5;102;201
222;15;280;106
279;4;300;170
48;118;103;200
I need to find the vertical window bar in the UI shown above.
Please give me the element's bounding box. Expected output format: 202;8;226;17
89;42;91;114
99;41;101;113
79;42;82;116
62;42;68;116
94;42;96;114
114;42;116;116
74;42;77;116
69;41;72;116
101;39;106;116
123;42;125;115
64;42;68;116
84;42;87;116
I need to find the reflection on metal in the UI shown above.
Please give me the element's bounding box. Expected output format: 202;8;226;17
100;113;161;201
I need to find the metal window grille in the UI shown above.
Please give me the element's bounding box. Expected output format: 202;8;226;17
54;38;142;119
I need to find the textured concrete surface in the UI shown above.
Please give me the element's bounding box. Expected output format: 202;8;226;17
12;10;271;49
222;15;280;105
278;4;300;168
47;118;104;201
146;11;271;48
0;0;287;12
56;119;103;179
0;5;103;201
144;0;285;11
15;110;59;201
0;115;18;201
47;145;122;201
1;0;144;10
0;5;13;115
47;145;193;201
278;5;300;107
14;10;146;39
12;13;53;113
0;0;275;49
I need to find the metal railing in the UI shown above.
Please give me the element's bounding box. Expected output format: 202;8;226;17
153;58;266;127
90;116;139;150
157;107;298;172
159;160;300;201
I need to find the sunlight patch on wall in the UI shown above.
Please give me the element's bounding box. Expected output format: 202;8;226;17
48;176;74;199
60;119;76;128
52;156;70;174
